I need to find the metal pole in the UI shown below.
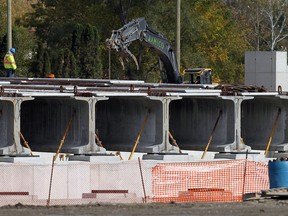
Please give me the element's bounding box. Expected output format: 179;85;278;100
242;150;249;200
264;108;281;156
201;110;223;159
20;132;34;156
176;0;181;72
128;113;149;160
7;0;12;51
138;157;147;203
169;131;182;153
47;110;76;206
108;49;111;79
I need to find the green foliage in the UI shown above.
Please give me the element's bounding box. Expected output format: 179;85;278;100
0;31;35;77
31;23;102;79
181;0;249;83
0;1;5;36
228;0;288;51
63;49;79;78
9;0;254;83
76;24;102;78
24;1;104;79
33;42;57;78
43;51;51;76
0;35;7;75
50;48;80;78
33;42;45;77
71;24;102;78
10;26;37;77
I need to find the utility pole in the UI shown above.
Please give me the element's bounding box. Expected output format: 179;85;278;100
7;0;12;51
176;0;181;72
108;49;111;79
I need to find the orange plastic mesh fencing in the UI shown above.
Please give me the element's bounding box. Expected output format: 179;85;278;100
151;160;269;202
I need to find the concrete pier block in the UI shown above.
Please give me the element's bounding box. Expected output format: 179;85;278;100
142;153;194;161
68;154;121;162
214;152;264;161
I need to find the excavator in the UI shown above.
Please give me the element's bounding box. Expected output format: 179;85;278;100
106;17;212;85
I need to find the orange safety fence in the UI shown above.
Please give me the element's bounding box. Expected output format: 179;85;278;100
151;160;269;202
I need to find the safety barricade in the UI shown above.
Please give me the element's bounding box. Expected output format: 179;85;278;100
151;160;269;202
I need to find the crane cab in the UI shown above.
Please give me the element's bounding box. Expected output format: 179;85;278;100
182;68;212;84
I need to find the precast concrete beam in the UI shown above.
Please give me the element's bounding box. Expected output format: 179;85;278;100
20;96;103;154
230;96;253;152
0;97;34;155
73;97;108;154
146;97;182;153
96;96;171;153
241;95;288;152
169;96;246;152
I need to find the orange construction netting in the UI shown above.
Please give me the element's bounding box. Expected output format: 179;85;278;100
151;159;269;202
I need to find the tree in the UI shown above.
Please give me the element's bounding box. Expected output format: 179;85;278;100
228;0;288;51
43;50;51;77
0;0;5;36
12;26;37;77
22;0;252;83
25;1;105;78
0;35;7;75
52;49;64;78
145;0;250;84
63;49;79;78
32;42;44;77
261;0;288;50
71;24;102;79
32;46;51;78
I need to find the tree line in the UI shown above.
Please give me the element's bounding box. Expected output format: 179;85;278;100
0;0;288;84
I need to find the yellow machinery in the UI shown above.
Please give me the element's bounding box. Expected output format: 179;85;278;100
182;68;212;84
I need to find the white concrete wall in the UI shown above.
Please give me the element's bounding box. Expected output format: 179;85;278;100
0;160;155;200
245;51;288;91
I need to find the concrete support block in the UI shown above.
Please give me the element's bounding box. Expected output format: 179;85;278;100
142;153;193;161
214;152;264;161
68;154;121;162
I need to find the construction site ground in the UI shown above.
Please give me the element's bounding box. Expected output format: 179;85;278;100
0;199;288;216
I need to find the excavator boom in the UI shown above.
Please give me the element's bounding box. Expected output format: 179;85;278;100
106;17;182;84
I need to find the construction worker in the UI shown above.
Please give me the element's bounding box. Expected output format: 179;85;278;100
3;48;17;77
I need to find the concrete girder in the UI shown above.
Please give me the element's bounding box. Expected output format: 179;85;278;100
169;96;252;153
0;97;34;155
95;96;179;154
20;96;107;154
241;95;288;152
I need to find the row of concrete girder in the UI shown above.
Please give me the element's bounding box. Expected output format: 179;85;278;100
0;78;286;158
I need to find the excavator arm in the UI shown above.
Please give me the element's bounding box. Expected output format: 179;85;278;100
106;17;182;84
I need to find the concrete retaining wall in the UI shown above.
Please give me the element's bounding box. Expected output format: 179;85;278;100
0;161;154;200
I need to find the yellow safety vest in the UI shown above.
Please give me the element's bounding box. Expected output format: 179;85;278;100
4;53;17;70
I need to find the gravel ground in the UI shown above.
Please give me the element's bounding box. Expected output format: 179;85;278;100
0;199;288;216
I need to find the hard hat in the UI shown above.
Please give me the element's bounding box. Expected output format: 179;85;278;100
10;48;16;53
